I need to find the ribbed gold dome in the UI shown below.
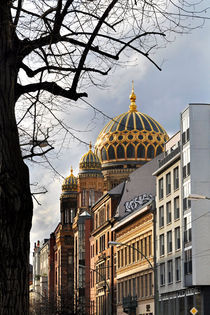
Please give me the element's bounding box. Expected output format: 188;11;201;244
95;85;169;165
79;142;101;171
62;167;78;192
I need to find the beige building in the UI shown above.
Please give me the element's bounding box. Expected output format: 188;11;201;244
113;202;154;315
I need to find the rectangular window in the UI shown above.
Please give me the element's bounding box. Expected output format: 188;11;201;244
173;166;179;190
167;231;172;253
166;202;172;224
168;260;173;284
160;234;165;256
107;259;110;279
160;263;165;285
137;241;140;260
129;279;131;295
99;234;105;252
96;239;98;255
132;244;135;263
159;206;164;228
175;227;181;250
128;246;131;264
125;247;127;265
175;257;181;281
149;273;152;296
166;173;171;195
137;276;140;297
144;238;147;258
145;274;148;296
174;197;180;220
121;249;123;267
118;251;120;269
184;249;192;275
141;239;144;260
133;278;136;296
148;236;152;257
141;276;144;297
159;178;164;199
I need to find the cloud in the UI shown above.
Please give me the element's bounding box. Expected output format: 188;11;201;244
30;17;210;262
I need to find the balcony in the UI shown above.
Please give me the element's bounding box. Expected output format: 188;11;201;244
159;146;180;168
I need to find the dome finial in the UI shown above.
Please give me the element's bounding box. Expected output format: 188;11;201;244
89;141;92;150
129;81;137;112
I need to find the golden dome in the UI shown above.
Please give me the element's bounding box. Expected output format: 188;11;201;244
79;142;102;173
95;84;169;166
62;167;78;192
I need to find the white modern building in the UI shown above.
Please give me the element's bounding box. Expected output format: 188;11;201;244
154;104;210;315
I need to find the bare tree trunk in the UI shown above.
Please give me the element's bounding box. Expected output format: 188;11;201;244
0;3;33;314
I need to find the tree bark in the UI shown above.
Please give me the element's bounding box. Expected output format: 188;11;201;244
0;3;33;314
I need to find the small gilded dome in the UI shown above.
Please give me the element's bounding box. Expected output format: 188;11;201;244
95;83;169;166
79;142;101;171
62;167;78;192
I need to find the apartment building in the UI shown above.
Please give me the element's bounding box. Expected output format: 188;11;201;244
154;104;210;315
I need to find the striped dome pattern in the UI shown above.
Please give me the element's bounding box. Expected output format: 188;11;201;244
79;143;101;170
62;167;78;192
95;86;169;164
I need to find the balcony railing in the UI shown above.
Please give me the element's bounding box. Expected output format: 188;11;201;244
159;146;180;168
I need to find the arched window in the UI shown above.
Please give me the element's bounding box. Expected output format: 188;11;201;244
101;147;107;161
137;144;145;158
127;143;135;158
117;144;125;159
108;145;115;160
147;145;155;159
156;145;163;156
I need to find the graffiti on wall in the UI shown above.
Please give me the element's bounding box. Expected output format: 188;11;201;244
124;193;153;212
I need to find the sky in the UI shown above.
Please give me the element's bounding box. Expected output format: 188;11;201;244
29;15;210;261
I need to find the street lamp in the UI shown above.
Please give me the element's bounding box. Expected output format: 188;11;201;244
108;241;158;315
108;241;154;269
188;194;210;200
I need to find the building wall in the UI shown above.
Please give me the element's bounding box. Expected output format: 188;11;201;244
90;195;117;315
182;104;210;286
117;154;163;218
40;240;49;298
156;159;183;292
114;207;154;315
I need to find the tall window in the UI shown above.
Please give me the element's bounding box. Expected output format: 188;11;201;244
166;202;172;224
184;249;192;275
160;234;165;256
174;197;180;220
107;204;110;220
175;257;181;281
137;241;140;260
159;178;164;199
125;247;127;265
96;239;98;255
166;172;171;195
160;263;165;285
167;231;172;253
159;206;164;228
144;238;147;257
141;239;144;259
99;234;105;252
148;236;152;256
168;260;173;284
149;273;152;296
175;227;181;250
173;166;179;190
